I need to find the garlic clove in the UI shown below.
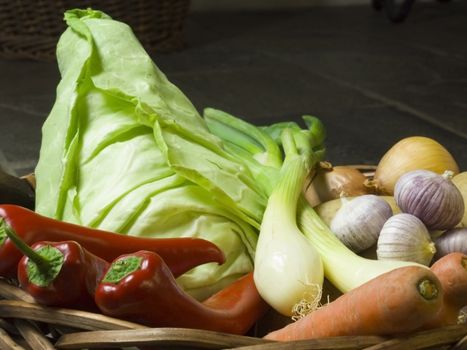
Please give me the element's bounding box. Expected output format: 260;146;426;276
394;169;465;231
377;213;436;266
330;195;393;253
315;195;400;227
434;227;467;261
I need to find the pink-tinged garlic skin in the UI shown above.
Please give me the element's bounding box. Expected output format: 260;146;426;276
394;170;465;231
377;213;436;266
330;195;393;253
434;227;467;261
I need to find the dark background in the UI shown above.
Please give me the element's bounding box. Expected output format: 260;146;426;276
0;1;466;176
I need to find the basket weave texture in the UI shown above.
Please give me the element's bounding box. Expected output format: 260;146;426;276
0;0;191;61
1;169;466;348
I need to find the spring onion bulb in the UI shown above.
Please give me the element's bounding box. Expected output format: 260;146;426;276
254;129;323;317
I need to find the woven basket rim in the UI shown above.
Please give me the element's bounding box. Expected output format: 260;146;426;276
0;0;191;61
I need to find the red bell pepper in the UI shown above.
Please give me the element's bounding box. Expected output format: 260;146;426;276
95;251;269;335
5;224;109;309
0;204;225;279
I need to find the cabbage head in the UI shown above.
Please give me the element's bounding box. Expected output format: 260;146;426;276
35;9;268;299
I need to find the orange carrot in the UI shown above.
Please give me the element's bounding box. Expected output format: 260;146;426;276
424;252;467;328
264;266;443;341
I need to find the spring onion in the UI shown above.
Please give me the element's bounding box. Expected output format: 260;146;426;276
253;128;323;316
205;108;421;295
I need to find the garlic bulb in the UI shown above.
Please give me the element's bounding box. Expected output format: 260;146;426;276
377;213;436;266
373;136;460;195
304;161;371;207
315;195;400;227
330;195;393;253
434;227;467;260
394;169;464;230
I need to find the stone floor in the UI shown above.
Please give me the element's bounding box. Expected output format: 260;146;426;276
0;1;466;177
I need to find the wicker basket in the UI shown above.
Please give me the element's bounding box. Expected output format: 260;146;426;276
1;168;466;349
0;0;191;61
1;279;466;350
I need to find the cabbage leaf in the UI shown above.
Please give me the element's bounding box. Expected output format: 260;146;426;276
35;9;325;299
35;9;266;298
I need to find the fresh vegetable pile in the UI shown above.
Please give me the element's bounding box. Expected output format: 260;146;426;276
0;7;465;345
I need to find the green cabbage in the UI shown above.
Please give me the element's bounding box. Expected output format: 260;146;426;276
35;9;266;299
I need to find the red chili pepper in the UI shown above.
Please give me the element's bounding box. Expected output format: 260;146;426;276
201;271;270;334
0;204;225;279
5;224;109;309
95;251;269;335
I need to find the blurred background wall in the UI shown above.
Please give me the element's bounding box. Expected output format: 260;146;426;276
191;0;428;12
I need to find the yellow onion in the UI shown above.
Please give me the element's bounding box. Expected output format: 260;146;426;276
453;172;467;227
303;161;373;207
373;136;460;195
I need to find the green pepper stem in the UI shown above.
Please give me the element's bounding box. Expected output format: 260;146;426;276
102;255;143;284
2;220;51;270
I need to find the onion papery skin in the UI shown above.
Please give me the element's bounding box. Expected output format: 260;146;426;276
394;170;464;231
374;136;460;195
304;162;371;207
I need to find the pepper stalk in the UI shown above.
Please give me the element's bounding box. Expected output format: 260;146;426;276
2;220;63;287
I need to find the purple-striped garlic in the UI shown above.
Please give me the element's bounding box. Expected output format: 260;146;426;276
434;227;467;261
377;213;436;266
330;195;393;253
394;170;464;231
